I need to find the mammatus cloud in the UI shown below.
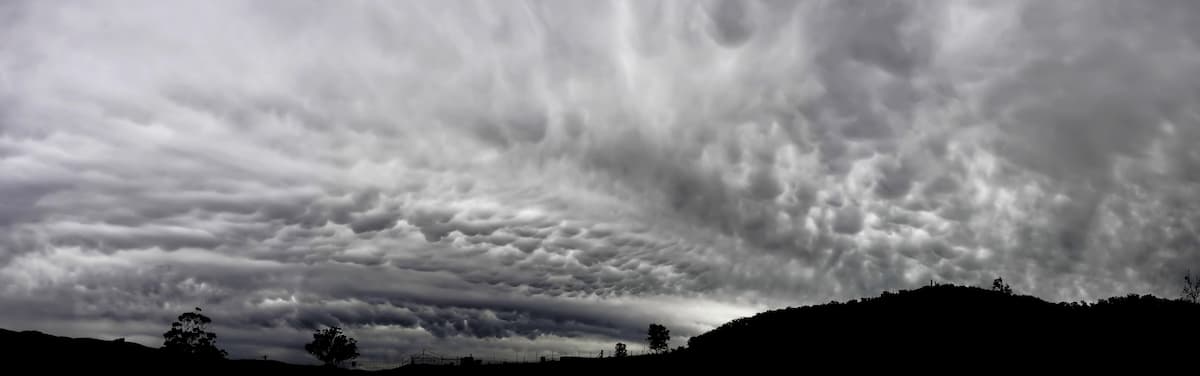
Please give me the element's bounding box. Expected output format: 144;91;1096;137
2;0;1199;365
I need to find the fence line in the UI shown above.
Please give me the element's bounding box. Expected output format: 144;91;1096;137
349;347;665;370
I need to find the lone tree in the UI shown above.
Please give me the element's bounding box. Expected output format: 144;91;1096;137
162;307;227;359
305;326;359;367
1184;270;1200;303
614;342;628;358
647;324;670;354
992;277;1013;295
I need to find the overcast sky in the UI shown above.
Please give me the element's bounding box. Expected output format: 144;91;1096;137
2;0;1200;366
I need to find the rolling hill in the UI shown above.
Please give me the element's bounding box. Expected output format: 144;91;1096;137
685;284;1200;367
4;284;1197;373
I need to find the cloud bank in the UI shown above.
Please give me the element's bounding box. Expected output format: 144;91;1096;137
2;0;1200;365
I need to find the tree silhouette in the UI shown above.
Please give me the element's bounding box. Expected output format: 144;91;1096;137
162;307;227;359
614;342;628;358
1184;270;1200;303
305;326;359;367
992;277;1013;295
647;324;670;354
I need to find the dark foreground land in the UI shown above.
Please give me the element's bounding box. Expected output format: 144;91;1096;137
5;284;1199;374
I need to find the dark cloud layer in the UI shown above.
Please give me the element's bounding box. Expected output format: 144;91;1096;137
2;0;1200;366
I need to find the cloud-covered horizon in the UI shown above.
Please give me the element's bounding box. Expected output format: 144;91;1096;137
2;0;1200;366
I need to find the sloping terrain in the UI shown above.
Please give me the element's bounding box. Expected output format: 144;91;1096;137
5;284;1197;374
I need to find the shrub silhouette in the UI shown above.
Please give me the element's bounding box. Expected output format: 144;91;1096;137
614;342;628;358
1183;270;1200;303
161;307;227;359
992;277;1013;295
305;326;359;367
647;324;670;354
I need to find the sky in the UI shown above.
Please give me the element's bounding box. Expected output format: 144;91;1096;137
2;0;1200;366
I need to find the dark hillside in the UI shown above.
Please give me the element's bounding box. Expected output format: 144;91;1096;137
0;328;358;375
686;284;1200;365
5;285;1197;373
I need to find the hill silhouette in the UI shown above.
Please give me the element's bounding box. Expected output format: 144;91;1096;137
685;284;1200;368
4;284;1197;373
0;328;363;375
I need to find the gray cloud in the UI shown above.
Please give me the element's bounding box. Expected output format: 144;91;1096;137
2;0;1199;366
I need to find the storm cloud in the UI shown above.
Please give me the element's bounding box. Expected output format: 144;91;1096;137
2;0;1200;366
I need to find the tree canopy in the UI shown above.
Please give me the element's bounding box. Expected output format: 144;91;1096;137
161;307;227;360
647;324;670;354
305;326;359;367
